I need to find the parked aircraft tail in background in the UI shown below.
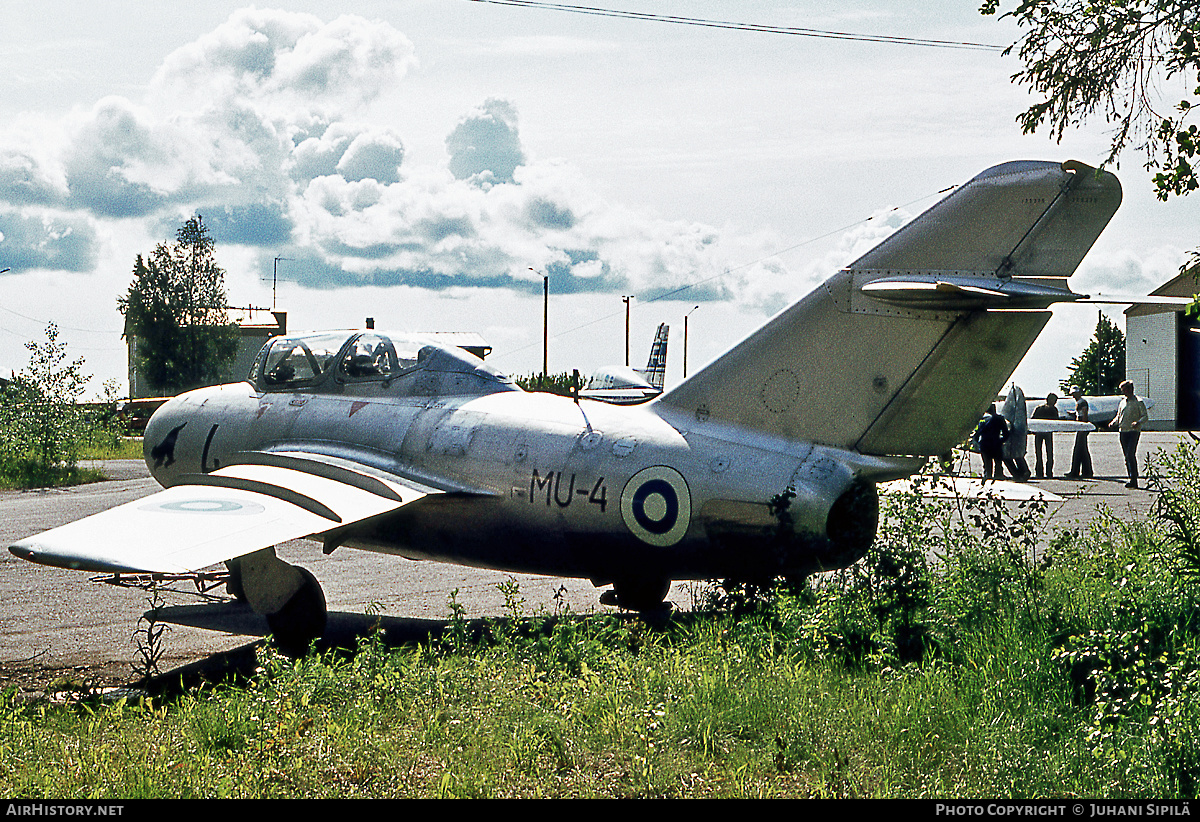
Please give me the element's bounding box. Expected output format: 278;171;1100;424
581;322;669;405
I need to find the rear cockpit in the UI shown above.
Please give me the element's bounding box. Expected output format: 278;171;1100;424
251;331;518;397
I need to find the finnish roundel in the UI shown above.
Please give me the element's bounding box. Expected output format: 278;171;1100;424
139;498;266;516
620;466;691;547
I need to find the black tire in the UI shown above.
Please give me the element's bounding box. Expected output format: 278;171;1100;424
224;559;247;603
611;577;671;612
266;567;327;656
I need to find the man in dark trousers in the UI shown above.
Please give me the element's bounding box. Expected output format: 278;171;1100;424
1065;385;1094;479
1109;379;1149;489
1031;392;1060;478
974;403;1010;480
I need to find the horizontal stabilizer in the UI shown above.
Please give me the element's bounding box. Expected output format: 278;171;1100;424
658;160;1121;457
859;272;1081;310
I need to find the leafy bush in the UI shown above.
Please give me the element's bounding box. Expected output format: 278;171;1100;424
513;371;578;396
0;324;125;487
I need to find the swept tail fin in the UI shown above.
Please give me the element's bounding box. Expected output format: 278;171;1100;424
636;322;669;390
657;160;1121;457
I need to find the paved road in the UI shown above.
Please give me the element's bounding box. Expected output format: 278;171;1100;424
0;460;700;689
957;429;1177;526
0;432;1188;690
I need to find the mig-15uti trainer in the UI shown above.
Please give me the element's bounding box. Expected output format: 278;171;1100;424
580;322;669;405
9;160;1122;652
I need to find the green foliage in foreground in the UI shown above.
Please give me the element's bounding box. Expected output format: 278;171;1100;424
8;447;1200;797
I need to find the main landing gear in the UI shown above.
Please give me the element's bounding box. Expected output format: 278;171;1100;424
228;548;327;656
599;576;672;612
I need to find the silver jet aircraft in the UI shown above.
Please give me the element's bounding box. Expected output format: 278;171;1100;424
9;160;1122;652
580;322;669;405
1023;393;1155;432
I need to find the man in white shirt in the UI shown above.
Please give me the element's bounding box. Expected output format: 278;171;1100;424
1109;380;1149;489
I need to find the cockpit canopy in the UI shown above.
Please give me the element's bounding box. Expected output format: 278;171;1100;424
251;331;517;397
585;365;655;391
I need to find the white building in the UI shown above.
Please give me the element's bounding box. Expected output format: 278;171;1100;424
1125;272;1200;430
126;310;287;399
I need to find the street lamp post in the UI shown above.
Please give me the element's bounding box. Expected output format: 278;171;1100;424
622;295;634;366
684;305;700;378
544;275;549;383
530;268;548;385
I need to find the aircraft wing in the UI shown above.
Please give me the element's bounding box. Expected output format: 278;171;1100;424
8;455;434;574
881;476;1063;502
1027;419;1094;434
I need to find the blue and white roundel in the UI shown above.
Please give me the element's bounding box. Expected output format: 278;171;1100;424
139;498;265;516
620;466;691;546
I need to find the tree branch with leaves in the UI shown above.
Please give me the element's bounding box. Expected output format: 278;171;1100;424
983;0;1199;201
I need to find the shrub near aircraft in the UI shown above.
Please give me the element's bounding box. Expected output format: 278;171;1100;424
10;160;1122;653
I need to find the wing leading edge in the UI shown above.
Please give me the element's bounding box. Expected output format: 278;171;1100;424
8;455;435;574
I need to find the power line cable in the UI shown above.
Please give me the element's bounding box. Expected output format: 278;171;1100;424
495;183;957;360
0;303;119;335
467;1;1006;51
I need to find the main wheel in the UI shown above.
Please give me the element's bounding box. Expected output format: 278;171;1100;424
604;577;671;612
266;567;327;656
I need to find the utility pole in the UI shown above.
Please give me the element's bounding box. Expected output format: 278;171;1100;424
544;275;549;383
622;295;633;366
684;305;699;378
271;256;292;312
531;268;548;385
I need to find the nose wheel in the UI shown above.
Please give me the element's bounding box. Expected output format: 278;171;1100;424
265;566;327;656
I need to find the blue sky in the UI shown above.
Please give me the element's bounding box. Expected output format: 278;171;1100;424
1;1;1194;396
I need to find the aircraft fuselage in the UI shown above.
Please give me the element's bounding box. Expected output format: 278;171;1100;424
144;377;898;587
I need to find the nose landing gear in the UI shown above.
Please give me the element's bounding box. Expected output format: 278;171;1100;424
231;548;327;656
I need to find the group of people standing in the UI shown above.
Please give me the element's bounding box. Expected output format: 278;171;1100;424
974;381;1149;489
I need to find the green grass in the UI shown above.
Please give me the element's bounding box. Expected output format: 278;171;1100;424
0;460;106;489
0;616;1141;798
0;438;143;488
78;436;144;461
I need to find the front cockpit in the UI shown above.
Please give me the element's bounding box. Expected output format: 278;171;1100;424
251;331;518;398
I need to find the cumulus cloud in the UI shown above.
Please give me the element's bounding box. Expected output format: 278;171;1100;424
290;124;406;184
0;7;776;310
336;131;405;184
446;99;526;185
0;146;67;208
198;201;293;247
150;8;416;119
0;8;418;272
284;155;777;301
0;210;98;272
1074;246;1190;296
